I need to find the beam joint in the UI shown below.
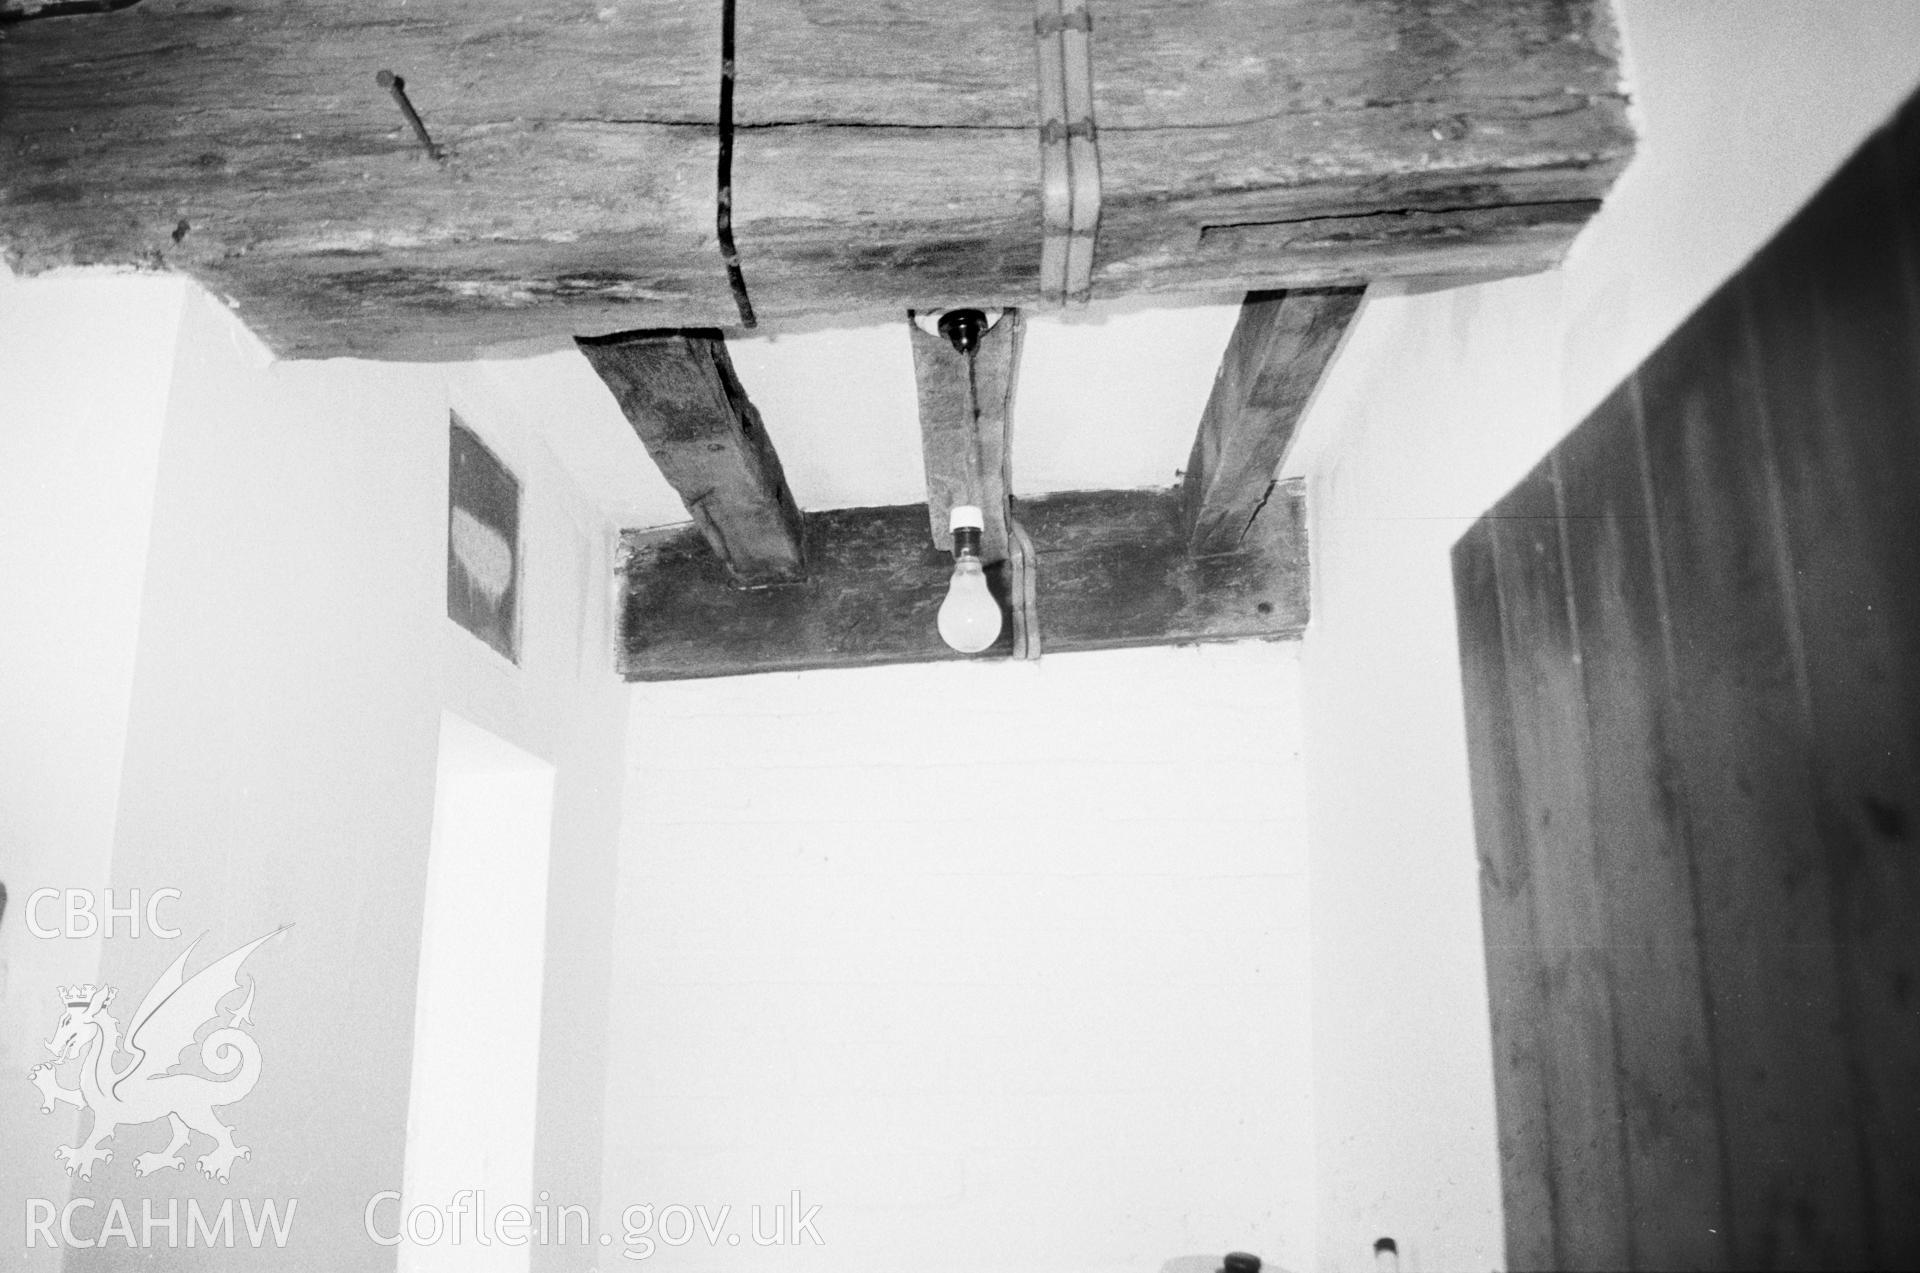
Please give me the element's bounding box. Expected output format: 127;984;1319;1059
578;328;805;587
1183;287;1363;556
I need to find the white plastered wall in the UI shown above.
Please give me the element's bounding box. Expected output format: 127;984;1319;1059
0;273;630;1271
606;644;1315;1273
1287;3;1920;1269
0;268;188;1273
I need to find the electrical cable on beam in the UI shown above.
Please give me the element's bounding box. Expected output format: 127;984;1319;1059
716;0;756;328
1033;0;1100;305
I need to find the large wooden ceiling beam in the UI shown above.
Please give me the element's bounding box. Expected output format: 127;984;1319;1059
577;330;804;588
909;310;1024;563
616;483;1308;681
0;0;1632;359
1183;287;1363;556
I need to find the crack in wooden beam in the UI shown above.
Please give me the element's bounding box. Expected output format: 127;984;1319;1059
1201;196;1606;234
1183;287;1363;556
0;0;1631;358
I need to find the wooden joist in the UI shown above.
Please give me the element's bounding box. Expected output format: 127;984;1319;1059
576;330;804;588
616;482;1307;681
0;0;1632;359
909;310;1024;563
1183;287;1363;555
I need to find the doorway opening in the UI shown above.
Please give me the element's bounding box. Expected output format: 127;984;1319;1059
401;712;555;1272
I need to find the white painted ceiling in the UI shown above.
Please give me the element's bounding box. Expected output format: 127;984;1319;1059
469;291;1248;530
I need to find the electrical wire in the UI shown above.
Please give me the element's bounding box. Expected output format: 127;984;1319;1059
716;0;756;328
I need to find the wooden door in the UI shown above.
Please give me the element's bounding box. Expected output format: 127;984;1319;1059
1453;87;1920;1272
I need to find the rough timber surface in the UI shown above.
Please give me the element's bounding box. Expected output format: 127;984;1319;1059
577;329;806;587
1182;288;1362;556
617;482;1308;681
1;0;1631;359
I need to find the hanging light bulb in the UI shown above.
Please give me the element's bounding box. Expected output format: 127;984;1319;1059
938;504;1003;654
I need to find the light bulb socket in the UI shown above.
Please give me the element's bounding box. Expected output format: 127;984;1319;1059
951;525;983;560
912;308;1004;341
936;308;987;357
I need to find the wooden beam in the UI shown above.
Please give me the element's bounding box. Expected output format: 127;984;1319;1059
577;330;804;588
616;482;1308;681
1183;287;1363;555
0;0;1631;359
909;310;1024;563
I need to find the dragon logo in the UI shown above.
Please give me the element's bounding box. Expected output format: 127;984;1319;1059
28;927;286;1183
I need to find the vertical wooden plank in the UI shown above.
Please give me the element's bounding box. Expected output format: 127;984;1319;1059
1740;101;1920;1266
1452;520;1558;1272
1556;381;1729;1269
910;310;1024;564
1638;279;1870;1270
1885;75;1920;320
1456;87;1920;1271
1485;462;1632;1271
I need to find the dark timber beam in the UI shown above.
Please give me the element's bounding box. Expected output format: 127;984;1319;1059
616;482;1309;681
577;330;805;588
1182;288;1364;556
0;0;1632;359
909;310;1024;563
